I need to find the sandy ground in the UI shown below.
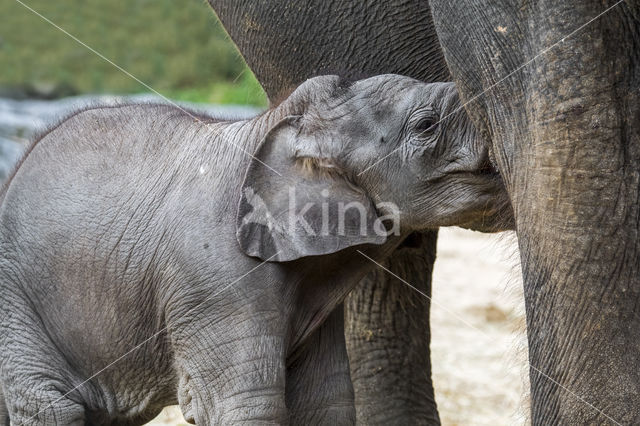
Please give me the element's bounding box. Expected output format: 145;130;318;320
146;227;528;425
431;228;528;425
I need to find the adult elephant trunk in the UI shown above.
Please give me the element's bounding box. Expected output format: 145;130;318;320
431;1;640;423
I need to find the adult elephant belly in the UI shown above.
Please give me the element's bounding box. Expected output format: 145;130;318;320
431;0;640;423
209;1;450;423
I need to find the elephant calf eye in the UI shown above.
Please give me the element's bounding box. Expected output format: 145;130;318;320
415;117;438;133
416;118;436;132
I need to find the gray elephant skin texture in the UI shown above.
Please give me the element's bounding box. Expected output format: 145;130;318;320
0;75;510;424
207;1;454;422
429;0;640;423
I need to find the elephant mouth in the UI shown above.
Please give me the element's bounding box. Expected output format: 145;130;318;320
438;154;502;181
444;162;502;187
467;162;515;231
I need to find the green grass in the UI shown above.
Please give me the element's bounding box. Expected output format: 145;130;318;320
0;0;267;106
166;72;268;107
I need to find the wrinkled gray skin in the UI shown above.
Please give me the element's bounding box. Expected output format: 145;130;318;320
208;2;453;423
429;1;640;423
0;75;509;425
211;2;640;423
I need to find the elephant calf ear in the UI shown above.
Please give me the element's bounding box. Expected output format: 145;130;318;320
237;116;387;262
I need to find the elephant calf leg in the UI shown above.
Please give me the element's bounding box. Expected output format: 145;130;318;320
173;315;289;424
286;306;355;425
1;316;86;425
2;374;85;425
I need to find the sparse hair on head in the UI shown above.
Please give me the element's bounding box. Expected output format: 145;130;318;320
296;157;341;178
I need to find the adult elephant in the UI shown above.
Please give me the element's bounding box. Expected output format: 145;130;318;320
428;0;640;423
208;1;450;423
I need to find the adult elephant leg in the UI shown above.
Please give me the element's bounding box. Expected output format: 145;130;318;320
431;1;640;422
516;9;640;420
345;231;439;425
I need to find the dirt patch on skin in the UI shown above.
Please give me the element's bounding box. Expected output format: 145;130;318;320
146;227;528;425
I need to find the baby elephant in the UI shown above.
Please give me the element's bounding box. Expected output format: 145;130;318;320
0;75;510;425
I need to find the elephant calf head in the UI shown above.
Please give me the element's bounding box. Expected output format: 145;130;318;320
238;74;513;261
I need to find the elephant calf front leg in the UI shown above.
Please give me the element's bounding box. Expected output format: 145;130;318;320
286;306;355;425
172;313;289;424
